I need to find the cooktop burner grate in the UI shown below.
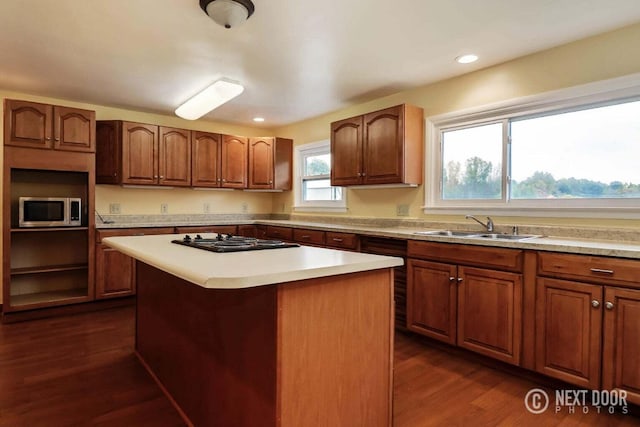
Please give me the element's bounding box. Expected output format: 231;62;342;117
172;235;299;253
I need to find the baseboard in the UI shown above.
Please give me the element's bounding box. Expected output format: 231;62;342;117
1;296;135;323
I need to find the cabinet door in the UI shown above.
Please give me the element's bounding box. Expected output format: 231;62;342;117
407;259;457;344
330;116;363;186
220;135;248;188
535;277;603;389
53;106;95;152
122;122;158;185
159;127;191;186
248;137;274;189
363;105;403;184
192;131;221;187
96;121;122;184
95;243;135;298
602;287;640;406
457;266;522;365
4;99;53;149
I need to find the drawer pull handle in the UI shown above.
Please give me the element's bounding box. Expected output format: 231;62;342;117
332;238;343;242
133;233;145;236
605;301;615;310
592;300;600;308
590;268;614;275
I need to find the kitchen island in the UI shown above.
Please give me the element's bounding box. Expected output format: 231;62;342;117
103;233;403;427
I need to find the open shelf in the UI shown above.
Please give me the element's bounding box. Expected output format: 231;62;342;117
10;227;89;233
10;289;89;307
11;263;88;276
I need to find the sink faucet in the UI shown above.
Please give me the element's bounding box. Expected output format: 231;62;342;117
465;215;494;232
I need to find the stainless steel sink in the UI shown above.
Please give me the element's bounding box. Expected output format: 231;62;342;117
414;230;541;241
414;230;482;237
473;233;540;241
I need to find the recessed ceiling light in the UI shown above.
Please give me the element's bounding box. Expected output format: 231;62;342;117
175;79;244;120
456;54;478;64
253;117;265;122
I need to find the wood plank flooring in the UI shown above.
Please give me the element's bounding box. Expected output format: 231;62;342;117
0;305;638;426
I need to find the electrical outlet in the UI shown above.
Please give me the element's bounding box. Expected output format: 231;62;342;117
396;204;409;216
241;202;248;213
109;203;121;214
203;203;210;213
161;203;168;214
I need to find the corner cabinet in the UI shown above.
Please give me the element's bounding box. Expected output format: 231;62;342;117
3;115;96;313
96;121;191;186
4;99;95;152
248;137;293;190
407;241;524;365
330;104;423;186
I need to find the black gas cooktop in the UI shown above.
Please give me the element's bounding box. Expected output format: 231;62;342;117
172;234;299;253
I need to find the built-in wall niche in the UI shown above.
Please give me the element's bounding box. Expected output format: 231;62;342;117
10;168;89;228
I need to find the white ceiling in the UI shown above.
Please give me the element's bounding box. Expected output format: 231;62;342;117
1;1;640;127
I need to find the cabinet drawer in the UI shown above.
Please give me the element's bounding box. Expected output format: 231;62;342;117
408;241;523;272
265;226;293;241
538;252;640;288
96;227;174;242
325;232;358;250
293;228;325;246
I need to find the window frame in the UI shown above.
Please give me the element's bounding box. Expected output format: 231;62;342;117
294;140;347;212
425;73;640;218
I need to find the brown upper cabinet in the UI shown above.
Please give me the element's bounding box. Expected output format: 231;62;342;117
220;135;248;189
330;104;423;186
96;121;191;186
248;137;293;190
4;99;95;152
192;131;222;187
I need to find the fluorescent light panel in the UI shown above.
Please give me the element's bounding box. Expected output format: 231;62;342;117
175;79;244;120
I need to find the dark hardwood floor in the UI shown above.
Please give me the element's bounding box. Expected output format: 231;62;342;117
0;305;638;426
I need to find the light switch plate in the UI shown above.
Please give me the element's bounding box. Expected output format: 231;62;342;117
109;203;121;214
396;204;409;216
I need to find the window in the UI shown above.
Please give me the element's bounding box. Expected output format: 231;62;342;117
294;140;346;212
427;74;640;217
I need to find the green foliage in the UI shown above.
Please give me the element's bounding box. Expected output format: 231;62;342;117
306;158;330;176
443;160;640;200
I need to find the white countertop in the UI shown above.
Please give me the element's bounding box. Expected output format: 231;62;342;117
103;233;404;289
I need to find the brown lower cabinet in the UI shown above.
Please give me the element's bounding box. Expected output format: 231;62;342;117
95;228;173;299
407;241;524;365
536;252;640;404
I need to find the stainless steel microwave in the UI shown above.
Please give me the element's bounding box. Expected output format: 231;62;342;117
19;197;82;227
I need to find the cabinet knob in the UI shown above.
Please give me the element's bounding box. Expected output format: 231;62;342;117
154;175;158;179
362;172;366;177
591;300;600;308
457;278;463;283
55;137;60;141
357;172;362;177
160;175;164;179
449;276;455;282
222;179;226;183
45;137;52;141
605;301;614;310
269;180;273;184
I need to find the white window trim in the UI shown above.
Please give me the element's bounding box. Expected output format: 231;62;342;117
424;72;640;219
293;140;347;213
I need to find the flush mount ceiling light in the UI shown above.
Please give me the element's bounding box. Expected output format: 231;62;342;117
175;79;244;120
200;0;255;29
455;54;479;64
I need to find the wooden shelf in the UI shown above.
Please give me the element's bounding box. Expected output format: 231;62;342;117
10;227;88;233
10;263;88;276
10;289;88;307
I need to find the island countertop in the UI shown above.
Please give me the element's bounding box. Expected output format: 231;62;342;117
103;233;404;289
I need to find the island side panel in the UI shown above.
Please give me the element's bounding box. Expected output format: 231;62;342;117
276;268;394;427
135;262;278;427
